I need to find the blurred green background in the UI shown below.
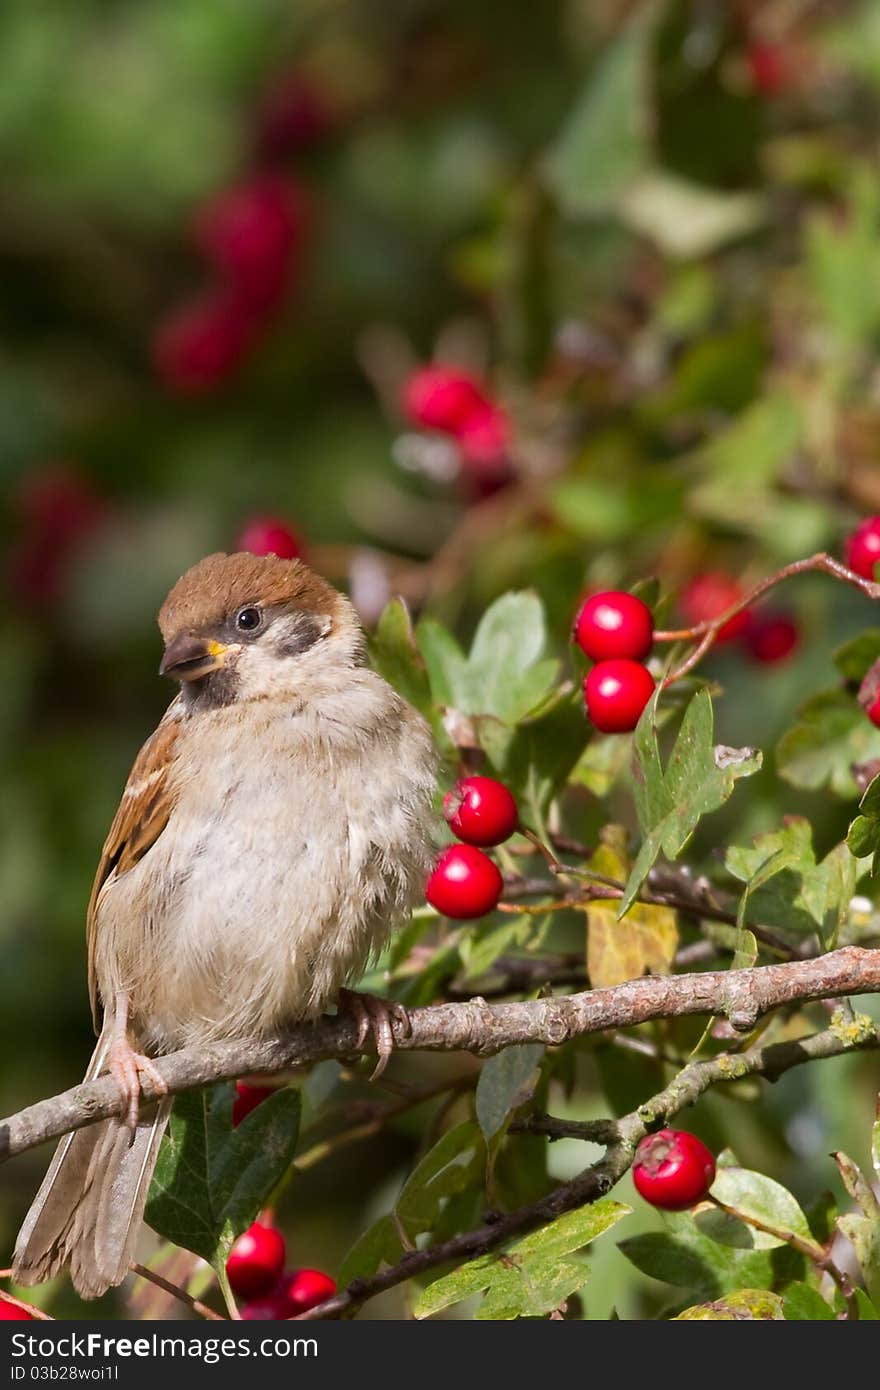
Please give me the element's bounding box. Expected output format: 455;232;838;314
3;0;880;1319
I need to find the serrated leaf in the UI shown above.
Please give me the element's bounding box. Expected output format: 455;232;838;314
675;1289;784;1320
619;172;765;260
543;7;655;216
699;1166;813;1251
833;1150;880;1305
583;834;677;988
847;774;880;875
783;1282;835;1320
339;1122;484;1285
475;1044;544;1144
725;819;857;948
414;1199;630;1320
368;598;433;720
619;1213;776;1299
145;1084;300;1269
776;688;880;797
623;689;761;912
834;630;880;683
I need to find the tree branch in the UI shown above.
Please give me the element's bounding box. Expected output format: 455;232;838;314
295;1013;880;1319
2;946;879;1164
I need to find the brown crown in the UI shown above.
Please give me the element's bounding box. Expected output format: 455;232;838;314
158;552;342;639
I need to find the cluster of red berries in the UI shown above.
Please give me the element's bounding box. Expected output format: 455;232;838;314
226;1219;335;1320
153;71;331;396
680;572;799;666
8;466;107;611
401;365;513;497
425;776;518;920
574;591;656;733
632;1129;716;1211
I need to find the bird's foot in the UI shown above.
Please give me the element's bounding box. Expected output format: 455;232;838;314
337;989;412;1080
109;1037;168;1129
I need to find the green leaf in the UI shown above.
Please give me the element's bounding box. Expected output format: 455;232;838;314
417;594;558;727
475;1044;544;1144
675;1289;784;1320
834;630;880;683
544;7;655;216
339;1122;484;1285
806;168;880;352
368;598;433;720
480;689;587;824
619;1214;776;1299
783;1282;835;1320
699;1165;813;1250
145;1084;301;1270
570;729;634;797
690;394;803;542
618;172;765;260
776;688;880;797
414;1199;630;1320
725;819;857;948
833;1150;880;1306
847;774;880;875
623;689;761;912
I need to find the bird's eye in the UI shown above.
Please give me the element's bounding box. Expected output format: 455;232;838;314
235;606;263;633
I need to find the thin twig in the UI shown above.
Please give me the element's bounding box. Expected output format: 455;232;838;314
129;1262;223;1321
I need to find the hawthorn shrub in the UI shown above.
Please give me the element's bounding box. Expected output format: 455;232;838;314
3;0;880;1324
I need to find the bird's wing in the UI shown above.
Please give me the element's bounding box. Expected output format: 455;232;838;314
86;705;183;1030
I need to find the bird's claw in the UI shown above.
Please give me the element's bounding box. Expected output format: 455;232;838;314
109;1037;168;1129
338;989;412;1080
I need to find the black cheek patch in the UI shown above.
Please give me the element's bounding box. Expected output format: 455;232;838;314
277;615;326;658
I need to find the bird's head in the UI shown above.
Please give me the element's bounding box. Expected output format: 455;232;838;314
157;552;363;706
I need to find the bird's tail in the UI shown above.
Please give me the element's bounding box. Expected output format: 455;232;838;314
12;1031;171;1300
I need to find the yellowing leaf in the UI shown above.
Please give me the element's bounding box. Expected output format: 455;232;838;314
583;831;678;988
675;1289;785;1320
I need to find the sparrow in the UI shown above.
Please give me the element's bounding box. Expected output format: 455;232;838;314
13;552;437;1300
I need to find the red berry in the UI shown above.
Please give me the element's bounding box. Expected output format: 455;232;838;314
457;403;511;467
193;176;305;310
866;694;880;728
845;517;880;581
256;74;334;161
279;1267;336;1315
237;517;304;561
0;1297;33;1321
153;292;254;395
584;660;654;734
426;845;503;919
679;573;749;644
744;612;799;665
402;366;487;435
573;591;654;662
632;1129;716;1211
747;41;789;97
443;776;519;847
232;1081;278;1127
240;1292;289;1320
226;1221;285;1299
9;466;107;609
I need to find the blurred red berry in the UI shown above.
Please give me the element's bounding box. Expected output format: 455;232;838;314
747;41;789;97
457;403;511;467
237;517;304;561
443;776;519;847
573;591;654;662
402;366;487;434
679;573;749;644
226;1221;285;1300
866;694;880;728
240;1294;288;1320
279;1267;336;1315
584;660;655;733
426;844;503;919
9;467;106;609
232;1080;278;1127
0;1297;34;1320
845;517;880;581
153;292;254;395
632;1129;716;1211
193;176;305;310
256;74;334;161
744;612;799;665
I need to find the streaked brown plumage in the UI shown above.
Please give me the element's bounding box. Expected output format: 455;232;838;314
13;553;436;1298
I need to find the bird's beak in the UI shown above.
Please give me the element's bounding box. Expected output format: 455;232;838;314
159;634;230;682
